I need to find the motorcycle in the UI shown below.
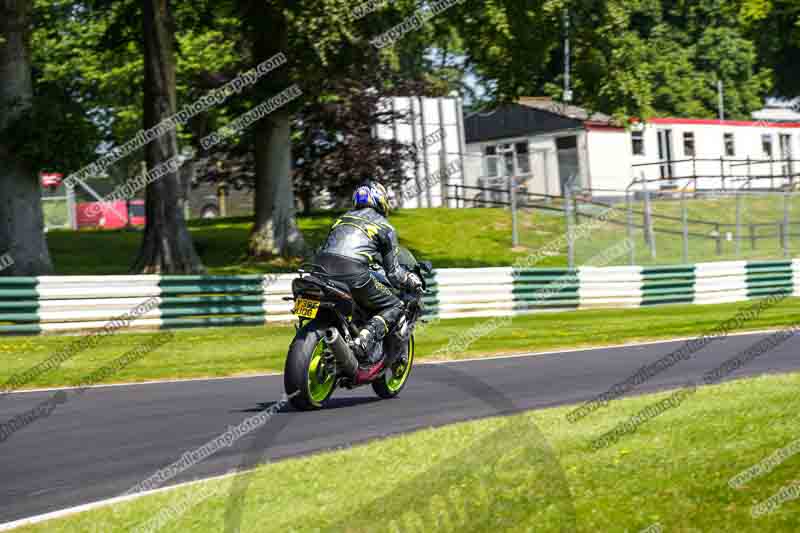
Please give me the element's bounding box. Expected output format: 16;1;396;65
283;248;432;411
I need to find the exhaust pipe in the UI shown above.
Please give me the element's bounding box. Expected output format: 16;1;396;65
325;328;359;378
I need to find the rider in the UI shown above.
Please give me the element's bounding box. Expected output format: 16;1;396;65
315;181;423;364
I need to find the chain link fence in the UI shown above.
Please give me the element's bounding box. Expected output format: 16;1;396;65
558;188;800;267
448;179;800;267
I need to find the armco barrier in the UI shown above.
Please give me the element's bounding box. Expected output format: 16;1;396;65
0;260;798;335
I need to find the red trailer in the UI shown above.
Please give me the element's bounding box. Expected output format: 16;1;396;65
75;200;145;229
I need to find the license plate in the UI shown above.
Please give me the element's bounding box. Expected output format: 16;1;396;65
294;298;320;319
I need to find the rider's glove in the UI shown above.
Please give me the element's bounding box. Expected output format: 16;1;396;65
407;273;424;294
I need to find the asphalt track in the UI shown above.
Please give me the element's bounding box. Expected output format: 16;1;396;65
1;329;799;526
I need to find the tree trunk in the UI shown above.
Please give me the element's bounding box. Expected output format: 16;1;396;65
132;0;204;274
250;108;305;257
247;2;305;258
0;0;53;276
300;187;313;214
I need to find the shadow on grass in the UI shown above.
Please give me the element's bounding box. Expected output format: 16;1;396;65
222;365;576;533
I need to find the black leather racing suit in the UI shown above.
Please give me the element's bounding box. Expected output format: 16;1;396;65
315;208;414;343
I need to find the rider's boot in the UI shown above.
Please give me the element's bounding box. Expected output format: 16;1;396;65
355;317;388;365
384;316;409;368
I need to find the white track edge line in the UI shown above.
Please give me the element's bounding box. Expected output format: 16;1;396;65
424;327;794;365
2;372;281;395
0;470;240;531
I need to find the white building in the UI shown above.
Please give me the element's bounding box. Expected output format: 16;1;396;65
463;97;638;197
376;95;467;207
630;118;800;191
379;96;800;206
462;97;800;198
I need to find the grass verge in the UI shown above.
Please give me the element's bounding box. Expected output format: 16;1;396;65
2;297;799;390
46;208;568;275
14;371;800;532
46;203;800;275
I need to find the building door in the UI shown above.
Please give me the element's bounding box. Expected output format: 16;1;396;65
657;129;674;179
780;134;794;183
530;149;550;196
556;136;579;194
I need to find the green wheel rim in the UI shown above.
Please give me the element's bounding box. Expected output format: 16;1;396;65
307;338;335;405
386;336;414;392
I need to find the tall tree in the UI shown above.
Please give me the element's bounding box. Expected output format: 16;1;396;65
244;0;304;258
453;0;772;119
132;0;203;273
293;61;427;212
0;0;53;275
739;0;800;96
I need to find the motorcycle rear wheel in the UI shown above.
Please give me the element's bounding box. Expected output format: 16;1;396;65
372;335;415;399
284;321;336;411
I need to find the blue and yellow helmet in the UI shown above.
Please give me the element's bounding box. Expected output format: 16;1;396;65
353;181;391;216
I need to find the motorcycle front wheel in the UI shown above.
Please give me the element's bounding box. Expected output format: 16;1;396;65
284;320;337;411
372;335;415;399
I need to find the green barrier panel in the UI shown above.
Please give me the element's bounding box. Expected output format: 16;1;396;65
0;278;38;286
512;285;580;294
513;274;580;283
515;268;576;275
748;280;795;289
0;313;40;322
746;260;793;269
161;295;263;306
746;274;794;284
515;293;582;304
639;287;696;297
746;269;794;277
160;306;267;318
639;272;695;281
641;265;695;274
0;289;39;298
160;275;265;282
159;285;263;295
515;301;580;310
0;324;43;335
641;295;695;306
641;280;696;290
748;286;795;297
0;301;40;311
160;316;267;328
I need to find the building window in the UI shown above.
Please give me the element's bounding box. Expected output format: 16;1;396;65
724;133;735;157
556;136;578;150
515;142;531;174
485;146;498;177
762;134;774;158
683;132;695;157
631;131;645;155
485;142;532;177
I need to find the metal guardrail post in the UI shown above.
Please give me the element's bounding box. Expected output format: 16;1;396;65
510;175;519;248
643;182;656;260
681;190;689;263
564;184;575;268
735;193;742;257
714;223;722;255
783;191;791;258
626;189;635;265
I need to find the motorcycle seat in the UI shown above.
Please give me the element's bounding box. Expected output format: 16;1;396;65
324;278;352;294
